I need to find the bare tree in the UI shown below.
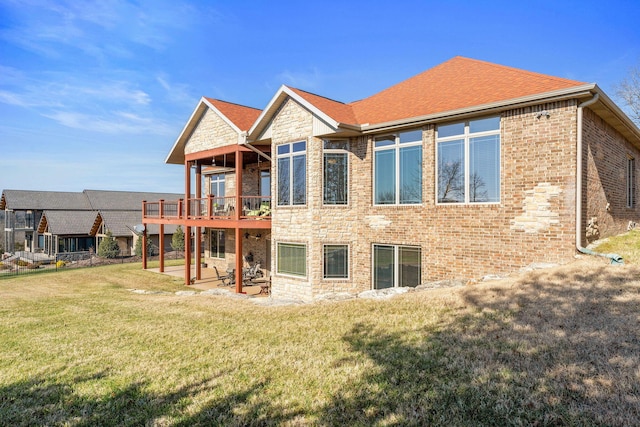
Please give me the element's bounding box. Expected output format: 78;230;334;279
438;160;464;202
469;172;489;202
616;63;640;125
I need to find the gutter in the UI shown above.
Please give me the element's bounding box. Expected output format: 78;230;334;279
239;132;272;162
576;92;623;265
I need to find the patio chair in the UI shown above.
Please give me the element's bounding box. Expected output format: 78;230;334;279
213;266;231;286
243;263;261;283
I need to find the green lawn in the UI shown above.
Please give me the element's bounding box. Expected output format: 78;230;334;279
1;245;640;426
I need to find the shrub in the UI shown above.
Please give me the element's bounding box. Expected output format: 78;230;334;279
97;231;120;258
172;225;185;253
16;259;29;267
134;235;153;257
56;260;66;268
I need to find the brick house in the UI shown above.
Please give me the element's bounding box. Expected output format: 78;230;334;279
142;57;640;300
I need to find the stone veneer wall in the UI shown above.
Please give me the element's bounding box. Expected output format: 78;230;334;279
185;108;238;154
583;108;640;242
270;98;584;301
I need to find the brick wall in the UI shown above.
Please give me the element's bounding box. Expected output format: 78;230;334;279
270;98;584;300
583;108;640;241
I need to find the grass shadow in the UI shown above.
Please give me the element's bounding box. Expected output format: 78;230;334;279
0;370;299;426
319;263;640;426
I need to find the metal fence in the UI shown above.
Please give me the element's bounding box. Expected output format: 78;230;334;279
0;248;184;279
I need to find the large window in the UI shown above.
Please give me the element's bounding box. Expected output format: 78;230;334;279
210;229;225;258
374;129;422;205
277;242;306;277
323;140;348;205
437;117;500;204
323;244;349;279
373;244;421;289
277;141;306;206
628;156;636;208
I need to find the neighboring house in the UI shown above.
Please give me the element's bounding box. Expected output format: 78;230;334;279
1;189;182;257
142;56;640;300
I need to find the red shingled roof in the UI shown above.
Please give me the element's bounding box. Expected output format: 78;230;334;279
349;56;587;125
288;87;359;125
205;98;261;131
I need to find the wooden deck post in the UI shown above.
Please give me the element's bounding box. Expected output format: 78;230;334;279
195;161;202;280
141;224;147;270
185;160;192;286
235;147;244;293
158;223;164;273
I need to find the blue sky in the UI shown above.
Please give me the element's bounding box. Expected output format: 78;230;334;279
1;0;639;193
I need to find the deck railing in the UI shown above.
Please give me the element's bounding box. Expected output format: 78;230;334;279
143;196;271;221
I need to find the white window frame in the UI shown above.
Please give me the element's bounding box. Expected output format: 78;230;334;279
276;141;307;206
628;156;636;208
209;174;225;198
276;242;307;278
323;244;350;280
436;117;501;205
323;140;349;206
373;129;423;206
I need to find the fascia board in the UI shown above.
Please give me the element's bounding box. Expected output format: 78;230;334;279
591;84;640;142
165;98;208;164
360;84;598;133
248;85;339;142
202;98;244;135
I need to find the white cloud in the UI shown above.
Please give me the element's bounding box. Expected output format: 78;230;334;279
43;110;173;135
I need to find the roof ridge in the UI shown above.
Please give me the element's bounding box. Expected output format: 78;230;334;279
452;56;586;85
288;86;348;105
204;97;261;112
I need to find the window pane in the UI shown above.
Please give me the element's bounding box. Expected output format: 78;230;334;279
293;141;306;152
324;140;348;150
375;149;396;204
277;145;289;155
437;140;465;203
399;129;422;144
324;152;348;205
469;116;500;133
375;136;395;147
373;245;394;289
260;170;270;200
399;246;421;287
324;245;348;279
210;230;225;258
277;157;290;205
437;122;465;138
277;243;306;276
400;145;422;204
292;155;306;205
469;135;500;203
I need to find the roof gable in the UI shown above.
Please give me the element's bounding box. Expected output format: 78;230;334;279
165;97;260;164
349;56;587;126
38;210;100;235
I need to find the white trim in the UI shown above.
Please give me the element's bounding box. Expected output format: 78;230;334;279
373;129;423;206
276;140;307;207
322;140;350;206
435;116;501;205
248;85;339;142
275;241;307;278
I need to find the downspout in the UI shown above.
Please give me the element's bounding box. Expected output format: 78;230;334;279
576;93;623;265
239;132;272;162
